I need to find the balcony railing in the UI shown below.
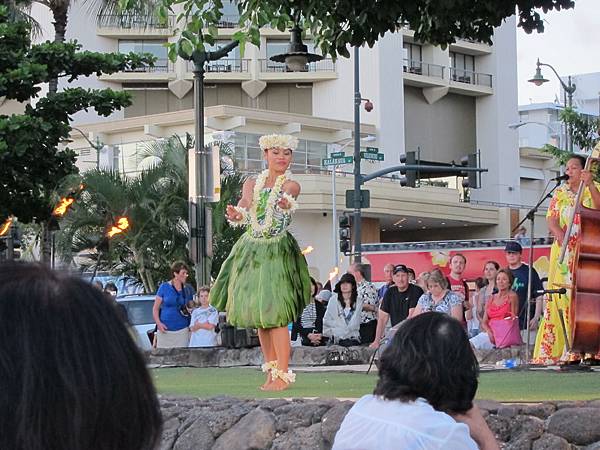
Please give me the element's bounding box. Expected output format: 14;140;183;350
187;59;250;73
217;15;241;28
401;59;493;88
449;68;493;88
97;14;175;29
259;58;335;73
402;58;444;79
123;59;171;73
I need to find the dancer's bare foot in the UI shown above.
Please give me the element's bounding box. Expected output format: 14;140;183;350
259;374;272;391
263;378;289;391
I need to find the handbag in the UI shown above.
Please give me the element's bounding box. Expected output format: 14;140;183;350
489;317;522;348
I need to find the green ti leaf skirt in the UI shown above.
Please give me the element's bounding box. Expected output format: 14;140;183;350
209;231;312;329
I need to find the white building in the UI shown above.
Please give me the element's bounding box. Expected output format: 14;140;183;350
562;72;600;117
25;4;534;280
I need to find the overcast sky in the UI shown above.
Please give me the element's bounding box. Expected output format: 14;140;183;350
517;0;600;106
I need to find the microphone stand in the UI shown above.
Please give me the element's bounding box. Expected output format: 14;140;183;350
512;178;563;367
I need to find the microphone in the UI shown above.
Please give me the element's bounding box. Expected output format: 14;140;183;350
536;288;567;295
551;174;569;182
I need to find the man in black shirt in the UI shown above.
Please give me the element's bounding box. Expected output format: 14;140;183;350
504;241;543;334
369;264;424;349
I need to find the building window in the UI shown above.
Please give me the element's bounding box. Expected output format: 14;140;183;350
450;51;475;81
231;132;327;174
402;43;423;74
118;40;169;72
203;40;242;72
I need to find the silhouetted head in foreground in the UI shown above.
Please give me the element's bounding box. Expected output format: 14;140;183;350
0;262;162;450
374;312;479;414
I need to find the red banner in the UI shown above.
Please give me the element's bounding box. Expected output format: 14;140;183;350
363;246;552;282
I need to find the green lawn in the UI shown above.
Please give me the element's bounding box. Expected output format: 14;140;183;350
152;367;600;402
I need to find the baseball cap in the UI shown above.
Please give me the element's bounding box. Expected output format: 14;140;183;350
504;241;523;253
393;264;409;275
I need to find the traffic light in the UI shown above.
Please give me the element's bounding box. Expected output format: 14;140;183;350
399;151;417;187
460;153;480;189
339;215;351;255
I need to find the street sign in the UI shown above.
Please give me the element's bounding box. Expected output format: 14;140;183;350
365;146;379;153
360;152;384;161
346;189;370;208
330;151;345;158
322;156;354;166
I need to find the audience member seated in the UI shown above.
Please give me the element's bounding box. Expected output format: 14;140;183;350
0;261;162;450
189;286;219;347
333;312;499;450
412;268;464;323
470;269;520;350
371;264;424;350
295;278;329;346
323;273;364;346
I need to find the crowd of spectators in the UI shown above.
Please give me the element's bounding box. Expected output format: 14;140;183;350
94;239;540;352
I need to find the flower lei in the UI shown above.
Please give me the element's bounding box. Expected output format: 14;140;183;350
250;169;292;236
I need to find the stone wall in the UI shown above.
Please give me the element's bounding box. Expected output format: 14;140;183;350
149;345;527;368
149;346;375;368
159;396;600;450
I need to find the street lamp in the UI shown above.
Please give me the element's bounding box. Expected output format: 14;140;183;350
528;58;576;152
508;121;562;149
71;127;108;170
269;24;323;70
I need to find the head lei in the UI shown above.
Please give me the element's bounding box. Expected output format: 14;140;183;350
259;134;299;152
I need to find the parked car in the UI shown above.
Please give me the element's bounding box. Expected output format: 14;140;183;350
117;294;155;351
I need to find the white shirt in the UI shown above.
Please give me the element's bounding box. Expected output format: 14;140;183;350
322;293;364;343
189;306;219;347
332;395;478;450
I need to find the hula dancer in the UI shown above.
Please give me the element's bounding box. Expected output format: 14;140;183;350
209;134;311;391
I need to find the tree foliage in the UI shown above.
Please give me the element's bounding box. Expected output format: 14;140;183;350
0;9;154;225
118;0;575;60
541;107;600;177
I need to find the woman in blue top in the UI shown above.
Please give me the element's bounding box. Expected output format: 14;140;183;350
153;261;195;348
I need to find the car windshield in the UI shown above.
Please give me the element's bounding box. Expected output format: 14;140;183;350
123;300;154;326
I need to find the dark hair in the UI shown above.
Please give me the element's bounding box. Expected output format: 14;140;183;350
374;312;478;413
170;260;189;277
104;281;118;293
474;277;487;290
568;154;586;168
0;262;162;450
406;267;416;279
334;273;358;309
484;260;500;271
496;268;515;286
310;276;318;297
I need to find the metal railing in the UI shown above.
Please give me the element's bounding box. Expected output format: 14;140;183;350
259;58;336;73
122;59;172;73
186;59;250;73
449;68;493;87
96;14;175;29
217;15;241;28
402;58;444;79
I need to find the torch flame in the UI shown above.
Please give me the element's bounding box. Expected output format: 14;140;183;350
0;217;13;237
107;217;130;237
301;245;314;255
52;197;75;217
328;266;339;282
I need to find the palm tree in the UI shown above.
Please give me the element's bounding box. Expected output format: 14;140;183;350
56;137;246;290
4;0;42;37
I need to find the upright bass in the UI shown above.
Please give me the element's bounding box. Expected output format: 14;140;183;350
559;146;600;354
